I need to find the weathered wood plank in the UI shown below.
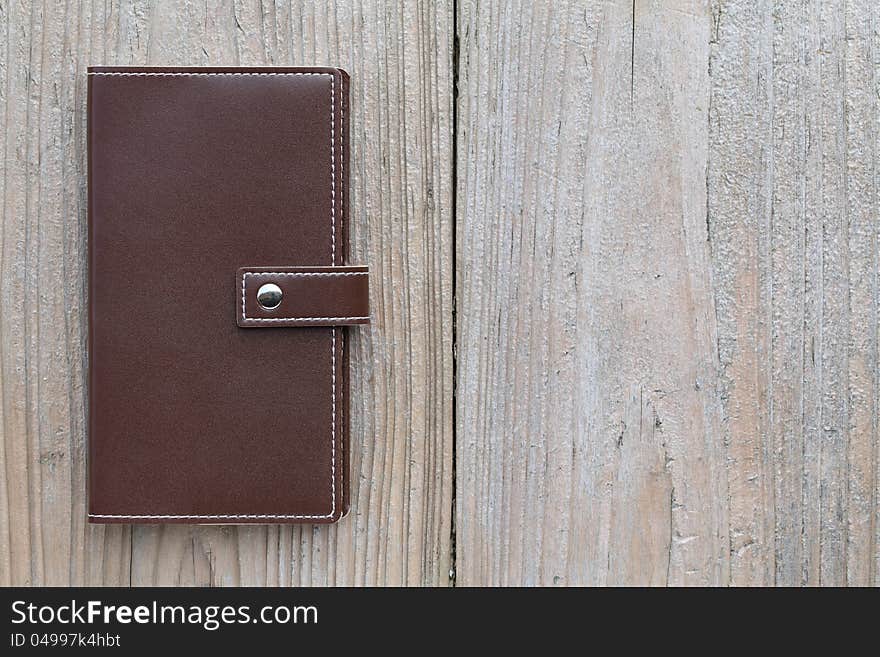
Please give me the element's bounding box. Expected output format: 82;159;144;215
706;0;775;586
456;0;728;585
456;0;878;586
841;0;879;588
0;0;453;586
709;0;879;586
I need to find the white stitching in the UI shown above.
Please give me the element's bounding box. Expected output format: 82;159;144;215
240;272;367;320
330;73;338;519
246;317;369;321
341;77;345;251
241;273;247;322
89;513;332;519
331;76;336;264
92;70;339;521
87;71;330;77
339;79;346;516
256;271;365;275
331;330;337;517
331;79;346;516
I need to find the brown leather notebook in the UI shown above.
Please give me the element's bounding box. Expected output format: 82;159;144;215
87;66;367;523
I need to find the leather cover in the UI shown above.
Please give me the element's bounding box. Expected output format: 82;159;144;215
88;66;360;523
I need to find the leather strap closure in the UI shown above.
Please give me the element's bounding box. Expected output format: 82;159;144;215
237;266;370;327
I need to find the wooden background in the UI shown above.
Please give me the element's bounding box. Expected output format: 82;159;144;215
0;0;876;586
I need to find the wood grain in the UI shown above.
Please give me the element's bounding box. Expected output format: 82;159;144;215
708;0;879;586
455;0;878;586
0;0;453;586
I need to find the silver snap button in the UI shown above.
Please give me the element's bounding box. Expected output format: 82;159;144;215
256;283;283;310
